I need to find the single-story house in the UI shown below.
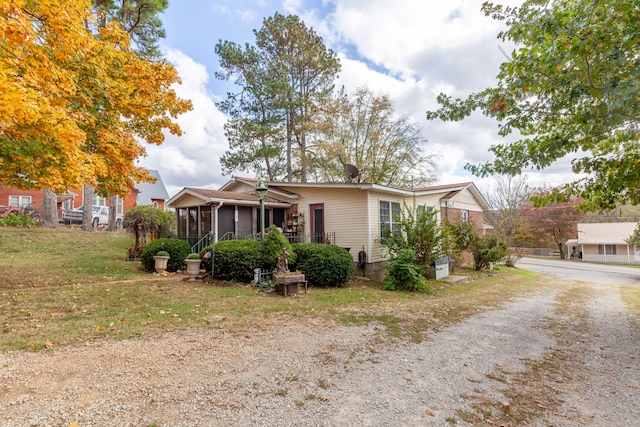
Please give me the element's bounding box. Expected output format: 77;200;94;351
566;222;640;264
0;169;169;221
167;177;490;278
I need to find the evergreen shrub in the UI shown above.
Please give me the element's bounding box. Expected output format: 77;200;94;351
140;238;190;272
261;225;295;269
200;239;262;282
291;243;354;287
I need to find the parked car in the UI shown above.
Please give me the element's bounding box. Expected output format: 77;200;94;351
63;205;123;227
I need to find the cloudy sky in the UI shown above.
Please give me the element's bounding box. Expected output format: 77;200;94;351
140;0;571;197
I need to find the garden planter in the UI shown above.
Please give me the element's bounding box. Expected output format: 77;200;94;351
274;272;306;296
185;259;202;281
153;255;170;274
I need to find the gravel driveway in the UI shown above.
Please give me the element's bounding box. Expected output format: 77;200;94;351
1;280;638;426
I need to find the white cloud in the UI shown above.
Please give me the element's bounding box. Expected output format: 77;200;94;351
155;0;576;196
139;49;229;196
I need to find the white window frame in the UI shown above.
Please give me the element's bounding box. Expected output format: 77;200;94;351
92;195;107;206
114;196;123;215
380;200;401;238
460;209;469;222
9;195;31;207
599;244;616;255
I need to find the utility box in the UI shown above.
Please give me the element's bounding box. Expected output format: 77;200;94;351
432;256;450;280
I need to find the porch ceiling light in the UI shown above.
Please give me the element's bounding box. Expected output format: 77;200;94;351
255;180;269;199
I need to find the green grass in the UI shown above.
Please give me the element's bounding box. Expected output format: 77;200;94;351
0;227;576;353
0;227;144;289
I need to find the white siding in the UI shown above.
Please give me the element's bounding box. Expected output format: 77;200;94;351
449;188;484;212
171;194;207;208
366;192;443;263
287;186;369;262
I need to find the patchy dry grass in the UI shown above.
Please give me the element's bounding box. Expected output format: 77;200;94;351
0;227;552;353
620;285;640;316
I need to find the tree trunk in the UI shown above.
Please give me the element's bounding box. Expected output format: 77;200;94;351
108;195;118;232
82;184;94;232
42;189;58;228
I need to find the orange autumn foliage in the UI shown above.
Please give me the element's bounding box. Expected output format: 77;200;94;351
0;0;191;195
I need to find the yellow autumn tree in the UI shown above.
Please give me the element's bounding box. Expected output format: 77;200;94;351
0;0;191;195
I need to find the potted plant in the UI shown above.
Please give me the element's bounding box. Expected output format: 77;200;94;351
184;252;202;281
153;250;170;274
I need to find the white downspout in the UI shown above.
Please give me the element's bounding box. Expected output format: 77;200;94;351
366;191;372;263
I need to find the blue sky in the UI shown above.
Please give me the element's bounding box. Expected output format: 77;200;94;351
139;0;571;197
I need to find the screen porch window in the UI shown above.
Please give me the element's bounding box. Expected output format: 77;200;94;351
598;244;616;255
380;200;401;238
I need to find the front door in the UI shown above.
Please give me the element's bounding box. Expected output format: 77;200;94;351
310;203;324;243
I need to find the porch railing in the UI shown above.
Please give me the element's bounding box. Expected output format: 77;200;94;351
181;231;337;251
190;231;216;253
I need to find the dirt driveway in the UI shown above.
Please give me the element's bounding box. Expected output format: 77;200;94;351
1;279;638;426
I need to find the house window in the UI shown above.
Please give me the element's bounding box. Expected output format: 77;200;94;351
599;244;616;255
417;205;435;216
380;200;401;238
460;210;469;222
112;196;123;215
92;195;107;206
9;195;31;207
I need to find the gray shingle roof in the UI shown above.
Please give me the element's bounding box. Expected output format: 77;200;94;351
136;170;169;206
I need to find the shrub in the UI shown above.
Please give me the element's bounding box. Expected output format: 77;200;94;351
291;243;354;287
200;239;262;282
124;206;175;258
0;212;39;228
186;252;201;260
140;238;190;272
473;234;509;270
379;203;447;268
382;248;431;293
123;206;174;239
445;219;478;271
261;225;295;269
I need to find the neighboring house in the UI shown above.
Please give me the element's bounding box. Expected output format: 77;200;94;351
0;187;77;221
566;222;639;264
0;169;169;222
167;177;489;278
133;169;170;210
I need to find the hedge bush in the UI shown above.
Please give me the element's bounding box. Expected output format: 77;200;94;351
261;225;295;269
140;238;191;272
200;239;262;282
291;243;354;287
